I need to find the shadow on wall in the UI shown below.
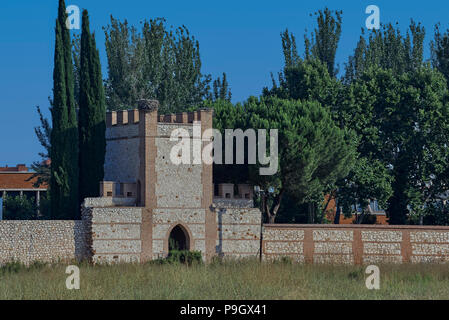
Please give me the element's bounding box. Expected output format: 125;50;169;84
215;208;226;257
74;218;90;262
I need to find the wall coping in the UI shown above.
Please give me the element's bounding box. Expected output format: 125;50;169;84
264;224;449;231
0;220;83;223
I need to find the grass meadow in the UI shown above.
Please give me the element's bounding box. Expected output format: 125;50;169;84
0;259;449;300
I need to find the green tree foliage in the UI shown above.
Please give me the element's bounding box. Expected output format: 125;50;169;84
398;67;449;224
431;23;449;82
212;72;232;102
339;21;428;224
72;33;81;108
264;31;341;110
416;202;449;226
78;10;107;205
304;8;343;77
103;17;213;113
212;97;356;224
204;99;248;184
3;195;37;220
341;65;449;224
336;158;393;223
29;106;51;188
263;26;350;223
249;97;356;223
50;0;79;219
344;21;425;83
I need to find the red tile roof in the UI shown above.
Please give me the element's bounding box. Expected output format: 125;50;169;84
0;165;47;190
0;164;28;172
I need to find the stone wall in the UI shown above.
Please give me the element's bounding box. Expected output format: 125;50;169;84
262;224;449;264
3;214;449;265
0;220;87;265
216;208;261;259
152;208;206;259
104;124;140;183
155;123;203;208
83;200;142;264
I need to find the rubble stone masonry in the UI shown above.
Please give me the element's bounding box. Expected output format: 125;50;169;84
0;220;87;265
262;224;449;264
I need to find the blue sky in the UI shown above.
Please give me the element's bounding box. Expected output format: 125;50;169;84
1;0;448;166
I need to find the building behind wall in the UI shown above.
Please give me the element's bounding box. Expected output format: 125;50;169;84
0;164;48;219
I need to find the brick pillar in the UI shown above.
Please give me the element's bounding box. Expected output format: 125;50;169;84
401;230;412;263
304;228;314;264
199;109;216;261
138;100;158;207
138;99;159;262
353;229;363;265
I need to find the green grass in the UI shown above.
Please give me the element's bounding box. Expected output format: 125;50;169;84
0;259;449;299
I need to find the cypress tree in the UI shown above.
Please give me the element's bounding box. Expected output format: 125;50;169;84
50;0;79;219
78;10;106;205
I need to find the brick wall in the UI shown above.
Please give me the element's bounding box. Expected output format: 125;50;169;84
0;220;87;265
262;224;449;264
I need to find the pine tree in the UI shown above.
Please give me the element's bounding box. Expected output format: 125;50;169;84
78;10;106;205
50;0;79;219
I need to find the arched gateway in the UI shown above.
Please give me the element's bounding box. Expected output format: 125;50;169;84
168;224;190;251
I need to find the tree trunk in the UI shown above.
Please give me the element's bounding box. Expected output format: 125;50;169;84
357;203;373;224
307;202;315;224
264;189;284;224
334;200;341;224
322;190;336;217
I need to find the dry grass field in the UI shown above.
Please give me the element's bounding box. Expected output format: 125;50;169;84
0;259;448;300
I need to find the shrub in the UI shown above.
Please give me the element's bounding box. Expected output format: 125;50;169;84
165;250;203;265
3;195;37;220
0;260;48;276
0;261;23;275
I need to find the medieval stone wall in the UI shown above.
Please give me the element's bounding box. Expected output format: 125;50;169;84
155;123;203;208
262;224;449;264
104;123;140;183
216;208;261;259
2;214;449;265
0;220;87;265
152;208;207;259
82;199;142;264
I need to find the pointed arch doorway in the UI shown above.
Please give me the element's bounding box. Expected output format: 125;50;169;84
168;224;190;251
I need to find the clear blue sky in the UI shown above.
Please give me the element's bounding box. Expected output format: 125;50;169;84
1;0;448;167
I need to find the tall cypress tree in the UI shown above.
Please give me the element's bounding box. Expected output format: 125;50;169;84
78;10;106;205
50;0;79;219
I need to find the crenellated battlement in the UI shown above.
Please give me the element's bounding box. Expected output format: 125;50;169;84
106;108;212;127
106;110;140;127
